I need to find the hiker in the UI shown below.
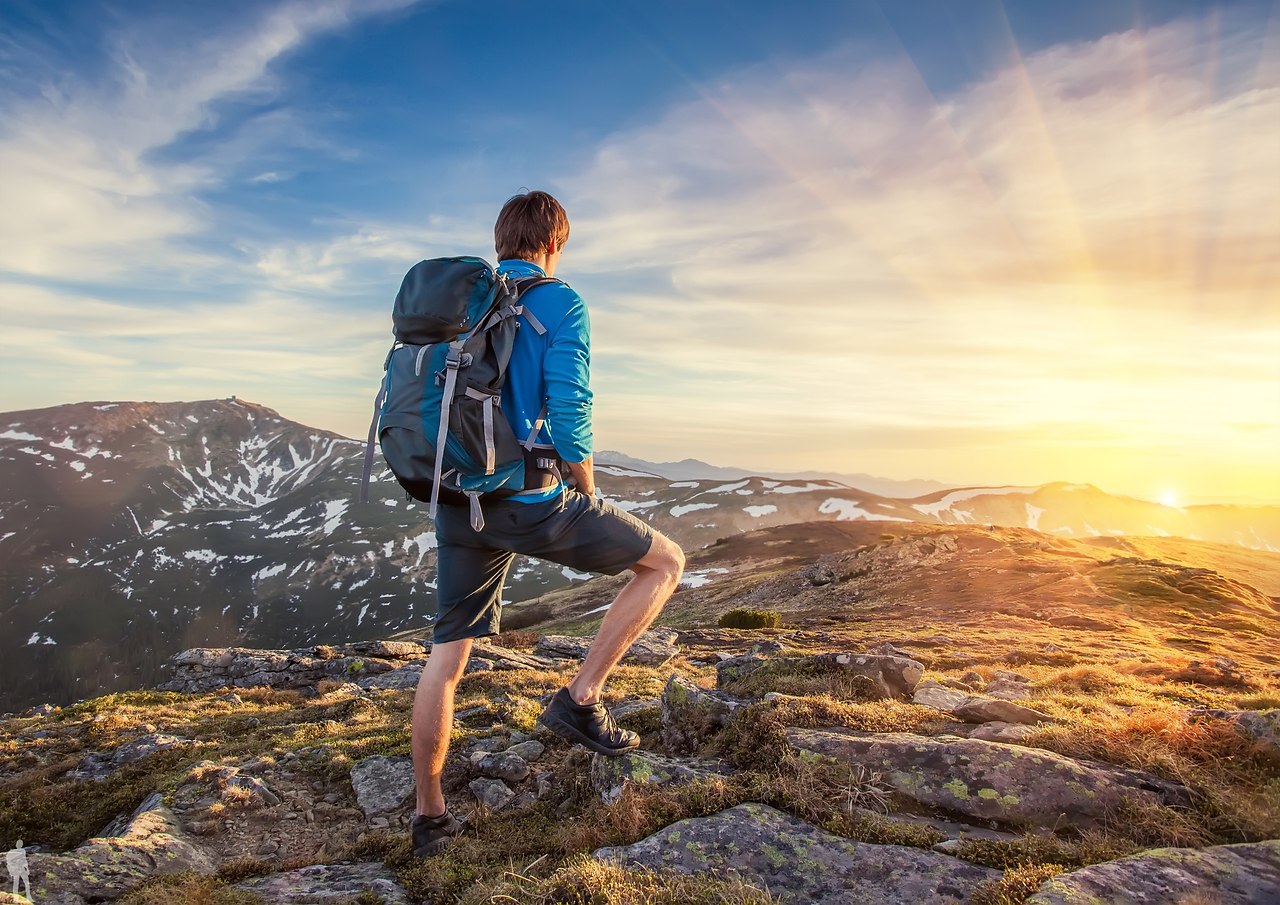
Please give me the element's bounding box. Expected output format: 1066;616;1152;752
407;190;686;857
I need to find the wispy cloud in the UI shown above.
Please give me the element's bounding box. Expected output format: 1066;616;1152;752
0;0;419;282
555;19;1278;499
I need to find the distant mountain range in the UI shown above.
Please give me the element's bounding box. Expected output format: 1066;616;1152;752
2;398;1277;711
592;451;953;498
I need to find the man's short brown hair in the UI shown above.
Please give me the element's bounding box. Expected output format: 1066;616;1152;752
494;190;570;261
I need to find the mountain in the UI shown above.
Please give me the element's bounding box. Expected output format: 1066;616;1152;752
594;449;953;497
2;398;1279;712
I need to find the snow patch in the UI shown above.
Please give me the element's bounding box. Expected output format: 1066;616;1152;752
254;563;288;581
669;481;700;488
768;482;831;495
743;505;777;518
818;498;911;522
671;502;717;517
0;430;40;441
612;499;660;512
680;568;729;589
1025;503;1045;530
912;486;1038;517
596;464;661;478
321;500;348;536
562;567;593;581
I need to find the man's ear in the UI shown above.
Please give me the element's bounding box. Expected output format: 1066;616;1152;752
547;239;557;255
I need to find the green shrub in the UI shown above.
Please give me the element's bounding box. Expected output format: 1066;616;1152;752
718;608;781;629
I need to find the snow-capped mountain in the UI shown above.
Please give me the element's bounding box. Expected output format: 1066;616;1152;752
2;398;1277;712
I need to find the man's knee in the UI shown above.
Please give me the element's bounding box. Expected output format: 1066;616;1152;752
636;532;684;582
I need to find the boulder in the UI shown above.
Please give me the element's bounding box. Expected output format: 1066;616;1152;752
984;679;1033;701
469;777;515;811
593;801;998;904
234;862;413;904
535;629;680;666
590;750;735;805
468;751;530;783
1026;840;1280;904
350;755;415;815
786;728;1188;831
717;652;924;701
26;793;218;905
660;674;751;755
503;739;545;761
952;697;1052;726
610;697;662;720
912;681;969;712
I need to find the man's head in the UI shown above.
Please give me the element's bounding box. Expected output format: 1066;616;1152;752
494;190;570;271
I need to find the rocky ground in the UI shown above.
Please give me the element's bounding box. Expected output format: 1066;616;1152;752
2;524;1278;904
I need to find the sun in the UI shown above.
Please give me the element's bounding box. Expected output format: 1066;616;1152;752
1158;489;1181;508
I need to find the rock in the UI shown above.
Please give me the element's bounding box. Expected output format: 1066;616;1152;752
463;658;495;673
256;839;280;855
1182;657;1249;687
467;736;510;754
1026;840;1280;904
953;696;1052;726
717;652;925;701
593;801;998;903
350;755;415;815
161;644;413;694
967;722;1038;744
225;773;282;808
454;704;495;722
993;669;1030;683
469;751;530;783
610;697;661;720
469;639;560;670
590;750;735;805
912;681;969;712
535;628;680;666
786;728;1188;831
503;739;545;761
984;679;1033;701
867;642;912;659
66;732;194;781
234;862;413;904
469;777;515;811
1189;708;1280;759
807;564;838;586
958;670;985;687
535;771;554;799
749;639;789;656
660;673;751;755
357;662;424;690
27;794;217;905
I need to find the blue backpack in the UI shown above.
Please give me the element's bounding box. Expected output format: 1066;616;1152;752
358;257;558;530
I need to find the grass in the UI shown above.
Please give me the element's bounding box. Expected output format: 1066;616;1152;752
117;871;265;905
971;864;1067;905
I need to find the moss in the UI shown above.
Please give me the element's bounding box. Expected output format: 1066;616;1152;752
942;779;971;800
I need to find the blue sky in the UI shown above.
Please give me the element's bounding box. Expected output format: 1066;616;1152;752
1;0;1277;503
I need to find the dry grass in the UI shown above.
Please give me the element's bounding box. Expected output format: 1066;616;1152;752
115;870;264;905
460;853;780;904
971;864;1067;905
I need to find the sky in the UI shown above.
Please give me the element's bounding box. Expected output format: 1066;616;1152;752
0;0;1277;506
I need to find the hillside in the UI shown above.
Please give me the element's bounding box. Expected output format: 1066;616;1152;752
3;398;1278;713
1;521;1277;904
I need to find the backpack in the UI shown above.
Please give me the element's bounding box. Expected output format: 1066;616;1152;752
358;256;559;530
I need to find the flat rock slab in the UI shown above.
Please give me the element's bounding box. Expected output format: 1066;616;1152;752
234;862;412;904
787;728;1188;831
913;681;1051;725
593;801;998;904
717;652;924;701
27;794;217;905
535;629;680;666
350;755;415;815
591;749;735;805
357;661;424;690
1027;840;1280;904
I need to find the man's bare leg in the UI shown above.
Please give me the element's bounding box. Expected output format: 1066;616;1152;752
566;532;685;706
411;636;473;816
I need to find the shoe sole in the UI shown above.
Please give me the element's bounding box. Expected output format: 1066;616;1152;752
537;709;640;756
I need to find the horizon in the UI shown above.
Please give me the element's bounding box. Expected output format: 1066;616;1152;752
6;393;1277;508
2;1;1277;509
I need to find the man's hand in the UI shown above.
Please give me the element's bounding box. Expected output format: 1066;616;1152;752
564;455;596;498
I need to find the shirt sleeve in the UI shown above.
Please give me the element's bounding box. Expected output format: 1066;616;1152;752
544;293;594;462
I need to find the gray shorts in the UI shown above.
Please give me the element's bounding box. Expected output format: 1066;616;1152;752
431;488;655;644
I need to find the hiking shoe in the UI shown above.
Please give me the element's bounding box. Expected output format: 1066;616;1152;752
410;808;466;857
537;686;640;756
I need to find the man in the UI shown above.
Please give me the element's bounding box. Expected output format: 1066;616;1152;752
408;190;686;857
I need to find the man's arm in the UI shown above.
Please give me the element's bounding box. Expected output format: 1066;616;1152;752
563;455;595;497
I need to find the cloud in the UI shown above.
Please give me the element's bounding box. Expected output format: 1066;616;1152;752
550;20;1277;478
0;0;420;282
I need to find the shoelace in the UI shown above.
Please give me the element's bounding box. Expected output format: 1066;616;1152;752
587;702;627;742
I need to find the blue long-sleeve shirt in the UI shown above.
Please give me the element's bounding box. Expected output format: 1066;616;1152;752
497;258;593;503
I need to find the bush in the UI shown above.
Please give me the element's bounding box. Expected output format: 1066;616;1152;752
718;608;781;629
